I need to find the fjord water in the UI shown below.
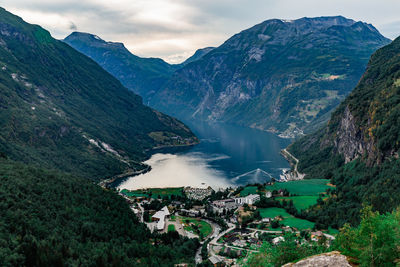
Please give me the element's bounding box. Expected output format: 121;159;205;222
118;121;291;190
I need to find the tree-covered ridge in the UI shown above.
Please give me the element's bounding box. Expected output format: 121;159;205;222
0;7;197;180
289;37;400;227
331;35;400;160
0;157;198;266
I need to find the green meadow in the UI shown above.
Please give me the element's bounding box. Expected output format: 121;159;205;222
120;187;184;198
276;196;320;211
259;207;315;229
265;179;332;196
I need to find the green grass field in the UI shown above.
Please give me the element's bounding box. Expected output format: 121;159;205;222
120;187;184;198
276;196;320;211
259;207;289;218
326;227;339;235
240;186;258;196
266;179;331;196
179;216;212;238
259;207;314;230
167;224;176;232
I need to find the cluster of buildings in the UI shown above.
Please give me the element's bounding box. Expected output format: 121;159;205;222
212;194;261;214
234;194;260;205
184;186;213;200
179;205;205;217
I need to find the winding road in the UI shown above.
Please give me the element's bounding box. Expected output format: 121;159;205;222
281;148;305;180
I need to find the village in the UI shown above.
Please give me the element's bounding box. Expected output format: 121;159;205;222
119;180;336;266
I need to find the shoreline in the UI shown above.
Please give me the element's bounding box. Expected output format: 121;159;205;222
99;124;296;190
146;141;199;155
100;141;199;189
99;166;151;189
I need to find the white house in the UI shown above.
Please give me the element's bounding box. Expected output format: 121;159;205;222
151;206;170;231
234;194;260;205
272;236;285;245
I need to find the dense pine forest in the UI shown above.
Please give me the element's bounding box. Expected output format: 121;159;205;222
0;8;199;266
0;155;198;266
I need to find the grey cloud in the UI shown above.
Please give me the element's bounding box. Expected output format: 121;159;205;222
1;0;400;63
379;20;400;40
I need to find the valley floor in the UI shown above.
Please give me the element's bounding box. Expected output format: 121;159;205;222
120;178;336;265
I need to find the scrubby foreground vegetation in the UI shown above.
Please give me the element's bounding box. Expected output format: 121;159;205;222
243;206;400;266
0;157;198;266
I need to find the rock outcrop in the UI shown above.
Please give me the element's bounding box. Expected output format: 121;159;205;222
282;251;351;267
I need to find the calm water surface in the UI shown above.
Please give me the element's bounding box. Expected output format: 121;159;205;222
118;121;291;190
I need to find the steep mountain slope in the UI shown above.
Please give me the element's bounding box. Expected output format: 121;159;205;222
0;8;197;180
0;157;198;266
151;16;390;137
289;37;400;227
64;32;180;100
181;47;215;66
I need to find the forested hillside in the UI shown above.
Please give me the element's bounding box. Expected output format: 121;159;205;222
0;7;197;180
0;156;198;266
289;37;400;227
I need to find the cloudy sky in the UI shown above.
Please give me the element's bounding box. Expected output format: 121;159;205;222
2;0;400;63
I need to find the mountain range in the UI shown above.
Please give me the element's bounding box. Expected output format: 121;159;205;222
66;16;390;137
1;5;400;265
0;7;197;180
64;33;214;104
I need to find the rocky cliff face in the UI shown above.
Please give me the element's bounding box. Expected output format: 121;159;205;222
324;36;400;165
333;106;370;163
151;16;390;137
290;36;400;174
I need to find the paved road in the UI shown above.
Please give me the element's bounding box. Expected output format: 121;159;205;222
247;227;335;240
224;244;258;253
246;227;283;234
208;223;235;257
203;219;221;240
137;203;144;223
194;218;221;264
281;148;305;180
194;242;204;264
168;216;187;236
